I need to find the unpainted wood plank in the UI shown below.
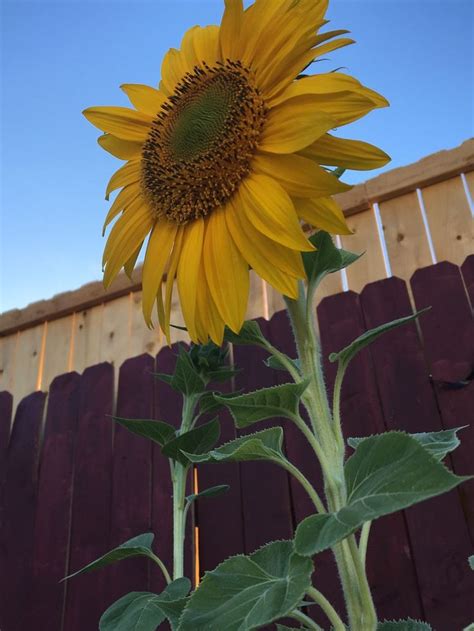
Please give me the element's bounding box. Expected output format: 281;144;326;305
420;175;474;265
40;316;74;393
245;272;267;321
0;391;46;631
265;283;286;318
318;291;423;622
64;363;114;631
0;332;18;395
361;276;472;628
70;305;104;374
464;170;474;210
11;323;46;406
107;354;154;605
411;262;474;542
340;208;387;292
27;372;81;629
461;255;474;308
129;291;164;358
378;191;433;279
100;294;132;371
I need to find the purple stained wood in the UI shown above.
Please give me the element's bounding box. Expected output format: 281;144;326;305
195;347;245;576
107;354;155;605
411;262;474;541
461;254;474;307
361;276;473;629
64;363;114;631
0;392;12;548
152;344;193;593
233;317;294;554
318;290;423;623
0;391;46;631
27;373;81;630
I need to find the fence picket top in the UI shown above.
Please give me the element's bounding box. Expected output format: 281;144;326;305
318;289;423;622
360;275;474;627
108;353;155;602
64;362;114;631
28;371;81;630
0;390;46;631
461;254;474;308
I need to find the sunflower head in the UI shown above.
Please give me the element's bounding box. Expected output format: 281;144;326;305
83;0;390;346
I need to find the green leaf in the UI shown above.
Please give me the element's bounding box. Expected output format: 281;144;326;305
199;390;243;416
469;555;474;570
171;345;206;396
152;372;174;386
99;578;191;631
111;417;176;447
295;432;469;556
377;620;432;630
178;541;313;631
186;484;230;503
348;426;466;461
206;367;241;382
302;231;361;288
264;355;300;373
214;380;309;429
183;427;286;465
329;308;430;366
63;533;156;581
276;626;305;631
223;320;269;348
162;418;220;466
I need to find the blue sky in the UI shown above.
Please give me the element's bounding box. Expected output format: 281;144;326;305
1;0;473;312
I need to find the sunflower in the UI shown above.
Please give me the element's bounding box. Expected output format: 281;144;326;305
84;0;389;345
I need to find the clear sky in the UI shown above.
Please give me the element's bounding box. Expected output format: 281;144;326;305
1;0;473;312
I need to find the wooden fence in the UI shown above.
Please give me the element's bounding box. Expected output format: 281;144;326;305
1;140;473;412
1;257;473;630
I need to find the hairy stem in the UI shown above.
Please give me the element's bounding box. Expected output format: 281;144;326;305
279;458;326;514
150;551;172;585
289;609;323;631
307;585;346;631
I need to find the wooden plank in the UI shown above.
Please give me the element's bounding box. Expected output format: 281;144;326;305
340;209;387;292
100;294;132;371
0;391;45;631
0;332;18;395
318;291;423;622
64;363;114;631
152;344;194;592
108;354;154;604
41;316;74;393
245;272;268;321
11;323;45;405
70;304;104;375
464;169;474;209
233;318;294;553
420;175;474;265
378;191;433;279
461;255;474;307
0;391;13;585
361;276;472;628
27;372;81;629
129;291;164;358
411;262;474;541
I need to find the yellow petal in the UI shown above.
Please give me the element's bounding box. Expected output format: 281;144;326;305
260;97;335;153
204;208;249;333
294;197;352;235
301;134;390;170
98;134;142;160
120;84;167;117
163;227;185;344
177;219;205;342
160;48;190;96
142;220;178;327
196;268;225;345
226;197;303;298
253;152;351;197
219;0;244;60
83;106;152;141
191;25;220;66
103;195;149;264
105;160;141;200
102;184;140;235
180;26;200;69
124;241;143;279
240;174;313;251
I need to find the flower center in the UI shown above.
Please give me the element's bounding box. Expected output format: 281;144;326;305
141;60;267;224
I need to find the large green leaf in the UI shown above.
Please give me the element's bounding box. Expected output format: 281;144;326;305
178;541;313;630
329;308;430;367
348;426;466;461
111;418;176;447
264;355;300;373
183;427;286;465
186;485;230;504
99;578;191;631
377;620;432;630
162;418;220;466
223;320;269;347
303;230;361;288
171;345;206;396
199;390;243;416
214;381;309;428
63;533;157;581
295;432;469;556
